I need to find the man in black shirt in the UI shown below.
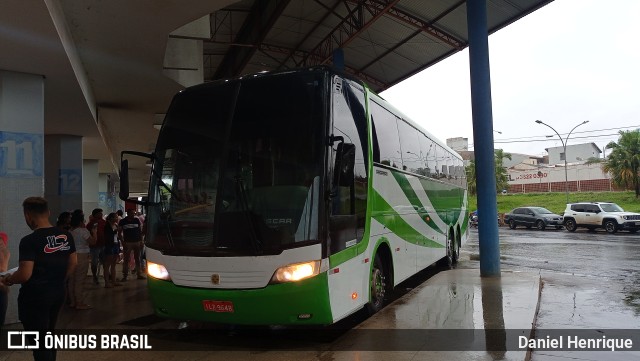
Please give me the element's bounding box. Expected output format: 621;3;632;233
0;197;77;361
118;209;145;281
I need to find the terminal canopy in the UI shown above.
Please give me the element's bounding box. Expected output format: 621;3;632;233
205;0;553;92
0;0;552;192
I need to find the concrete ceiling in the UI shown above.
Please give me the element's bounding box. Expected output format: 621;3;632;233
0;0;552;195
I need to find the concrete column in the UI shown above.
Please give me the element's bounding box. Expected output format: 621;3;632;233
466;0;500;277
45;134;83;218
0;70;45;324
83;159;99;215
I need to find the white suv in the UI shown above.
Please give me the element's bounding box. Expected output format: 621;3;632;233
563;202;640;234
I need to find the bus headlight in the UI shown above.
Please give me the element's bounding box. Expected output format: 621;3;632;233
147;261;171;280
270;260;320;284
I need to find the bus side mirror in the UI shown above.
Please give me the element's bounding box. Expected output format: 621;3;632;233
119;159;130;201
334;143;356;187
119;150;154;204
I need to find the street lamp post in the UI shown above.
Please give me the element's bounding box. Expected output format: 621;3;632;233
535;120;589;204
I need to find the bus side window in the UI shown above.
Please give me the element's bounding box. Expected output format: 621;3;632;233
397;120;421;173
419;135;434;177
370;100;402;169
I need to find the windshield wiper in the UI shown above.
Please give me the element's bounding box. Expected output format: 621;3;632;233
151;168;181;201
153;170;179;249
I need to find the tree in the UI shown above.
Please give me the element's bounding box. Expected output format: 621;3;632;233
494;149;512;193
465;149;512;196
466;159;477;196
602;130;640;197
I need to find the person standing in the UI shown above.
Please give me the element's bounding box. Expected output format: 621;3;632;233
67;210;96;310
0;231;9;328
118;209;145;281
55;211;71;232
0;197;77;361
102;213;121;288
87;208;106;284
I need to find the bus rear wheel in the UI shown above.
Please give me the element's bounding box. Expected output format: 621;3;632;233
452;238;459;264
367;255;387;314
438;234;457;268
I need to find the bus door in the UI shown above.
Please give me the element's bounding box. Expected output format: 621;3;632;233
327;76;369;320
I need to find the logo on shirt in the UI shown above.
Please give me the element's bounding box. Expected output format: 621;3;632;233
43;234;71;253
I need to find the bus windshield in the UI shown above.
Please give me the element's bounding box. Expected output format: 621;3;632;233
147;71;326;256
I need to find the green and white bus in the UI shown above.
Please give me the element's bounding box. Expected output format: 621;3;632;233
120;66;469;325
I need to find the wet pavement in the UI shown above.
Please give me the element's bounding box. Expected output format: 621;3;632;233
1;227;640;360
463;227;640;360
1;268;541;361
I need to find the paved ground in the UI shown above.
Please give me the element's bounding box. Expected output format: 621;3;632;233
2;227;640;360
463;227;640;360
0;267;541;361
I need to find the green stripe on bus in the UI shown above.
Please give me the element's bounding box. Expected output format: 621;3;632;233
371;190;444;248
329;243;359;268
420;178;464;225
390;171;443;233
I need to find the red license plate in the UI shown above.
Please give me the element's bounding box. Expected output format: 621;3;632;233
202;300;234;313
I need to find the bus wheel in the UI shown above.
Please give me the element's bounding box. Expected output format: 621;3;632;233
452;238;459;264
438;236;455;268
367;255;387;314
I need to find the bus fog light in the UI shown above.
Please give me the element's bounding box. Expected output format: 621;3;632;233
270;260;320;283
147;261;171;280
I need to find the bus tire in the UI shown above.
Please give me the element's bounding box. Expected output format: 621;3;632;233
452;238;459;264
438;234;455;268
367;255;387;314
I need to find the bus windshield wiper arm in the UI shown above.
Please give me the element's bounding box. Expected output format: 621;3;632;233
151;168;181;201
148;167;179;249
148;183;176;249
235;176;262;255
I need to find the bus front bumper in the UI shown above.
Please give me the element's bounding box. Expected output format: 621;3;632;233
147;273;333;325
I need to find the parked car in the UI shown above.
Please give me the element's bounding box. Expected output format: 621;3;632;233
563;202;640;234
504;206;564;230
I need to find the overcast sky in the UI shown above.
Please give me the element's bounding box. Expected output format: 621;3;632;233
380;0;640;158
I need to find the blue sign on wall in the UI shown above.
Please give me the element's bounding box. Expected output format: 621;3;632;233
59;169;82;195
0;131;43;177
99;192;107;205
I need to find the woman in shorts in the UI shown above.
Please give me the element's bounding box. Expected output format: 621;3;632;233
103;213;122;288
